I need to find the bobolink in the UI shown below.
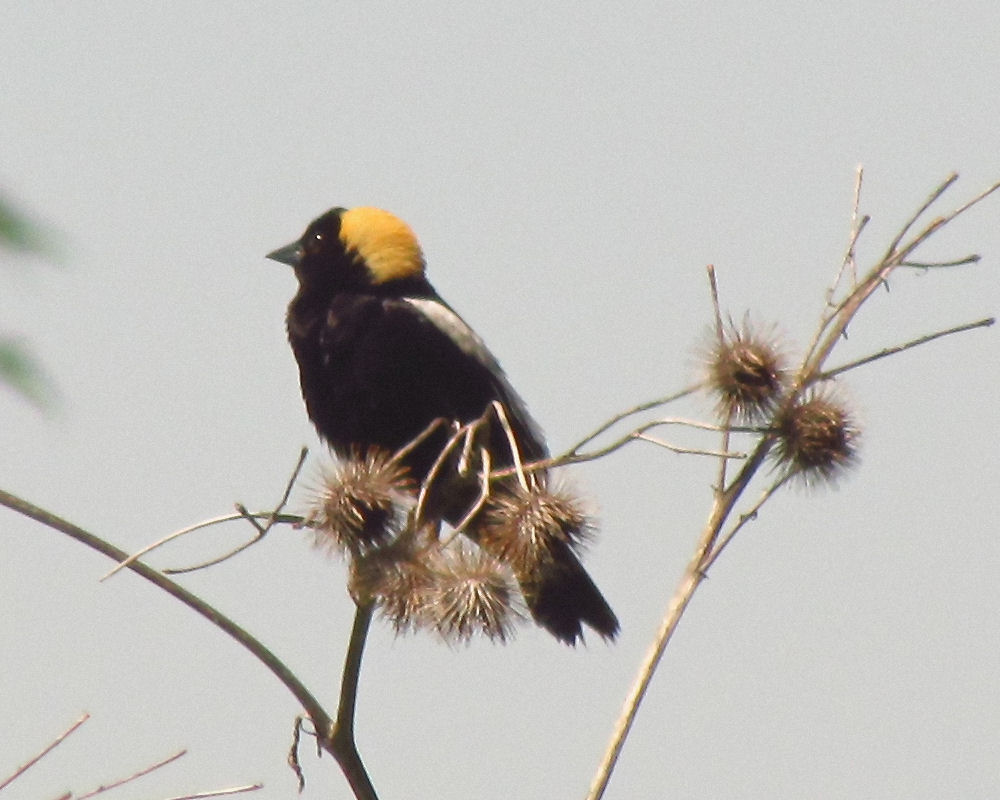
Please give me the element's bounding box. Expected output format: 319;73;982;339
268;206;618;644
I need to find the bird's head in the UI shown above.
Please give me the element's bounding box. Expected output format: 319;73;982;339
267;206;426;290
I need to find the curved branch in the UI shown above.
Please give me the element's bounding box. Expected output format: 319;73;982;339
0;489;333;741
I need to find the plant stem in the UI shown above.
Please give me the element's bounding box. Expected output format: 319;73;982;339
328;603;379;800
0;490;333;752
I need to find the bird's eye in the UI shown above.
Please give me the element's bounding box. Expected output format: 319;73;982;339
304;231;324;253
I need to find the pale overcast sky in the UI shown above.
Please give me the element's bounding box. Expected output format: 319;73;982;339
2;3;999;799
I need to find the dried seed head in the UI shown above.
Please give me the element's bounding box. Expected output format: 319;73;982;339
704;319;788;423
308;449;414;556
420;544;522;644
350;533;436;627
476;480;593;575
774;390;860;485
356;534;522;643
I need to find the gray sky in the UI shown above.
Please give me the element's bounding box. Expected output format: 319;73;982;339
2;3;998;798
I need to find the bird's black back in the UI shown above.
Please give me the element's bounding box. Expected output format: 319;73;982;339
287;287;547;485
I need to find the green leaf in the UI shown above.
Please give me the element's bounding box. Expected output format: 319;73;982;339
0;337;56;408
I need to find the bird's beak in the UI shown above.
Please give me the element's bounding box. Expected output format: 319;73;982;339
266;241;303;267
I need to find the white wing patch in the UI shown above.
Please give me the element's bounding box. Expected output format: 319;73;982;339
401;296;547;453
402;297;503;373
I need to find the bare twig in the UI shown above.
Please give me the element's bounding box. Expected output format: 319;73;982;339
388;417;447;466
288;715;311;792
588;431;775;800
4;488;381;797
413;422;473;526
162;506;287;575
825;165;867;307
800;175;1000;387
818;317;995;381
490;400;530;491
708;265;732;495
165;447;308;574
326;603;379;800
0;712;89;791
100;511;302;580
564;384;704;455
588;173;999;799
75;749;187;799
0;490;334;749
701;473;794;572
632;432;745;460
161;786;263;800
447;449;492;539
901;254;980;269
102;447;309;580
884;172;958;260
490;411;748;481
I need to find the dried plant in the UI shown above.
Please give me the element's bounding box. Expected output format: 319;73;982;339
476;480;593;574
418;543;522;644
308;448;414;556
772;387;860;485
583;170;998;799
3;171;996;800
703;316;789;424
308;452;585;645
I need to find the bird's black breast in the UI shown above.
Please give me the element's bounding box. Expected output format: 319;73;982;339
287;291;546;481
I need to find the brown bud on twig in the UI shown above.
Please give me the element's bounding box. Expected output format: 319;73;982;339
773;389;860;485
352;534;521;643
421;544;522;644
704;319;788;423
308;449;414;556
349;532;435;624
476;480;593;575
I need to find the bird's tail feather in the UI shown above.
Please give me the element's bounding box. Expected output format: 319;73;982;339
518;542;619;645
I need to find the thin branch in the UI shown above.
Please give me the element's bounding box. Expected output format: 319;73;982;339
163;508;300;575
633;432;745;460
75;749;187;799
447;448;492;539
490;414;757;481
818;317;995;380
825;165;866;307
161;786;263;800
388;417;447;466
707;264;723;341
707;264;731;495
0;489;333;743
901;254;980;269
271;446;310;522
883;172;958;260
490;400;530;491
590;173;999;799
565;384;703;455
806;168;868;369
165;447;308;573
327;603;379;800
413;423;470;525
102;449;309;579
0;712;89;791
100;511;302;581
587;434;776;800
288;716;309;792
801;176;1000;386
701;473;793;572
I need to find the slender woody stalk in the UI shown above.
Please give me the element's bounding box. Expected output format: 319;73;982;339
588;173;998;799
0;488;379;799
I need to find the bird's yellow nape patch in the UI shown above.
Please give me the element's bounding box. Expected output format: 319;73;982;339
339;207;425;284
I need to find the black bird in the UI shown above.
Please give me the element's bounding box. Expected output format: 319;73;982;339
268;206;618;643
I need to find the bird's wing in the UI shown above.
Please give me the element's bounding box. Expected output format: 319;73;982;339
400;296;548;461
